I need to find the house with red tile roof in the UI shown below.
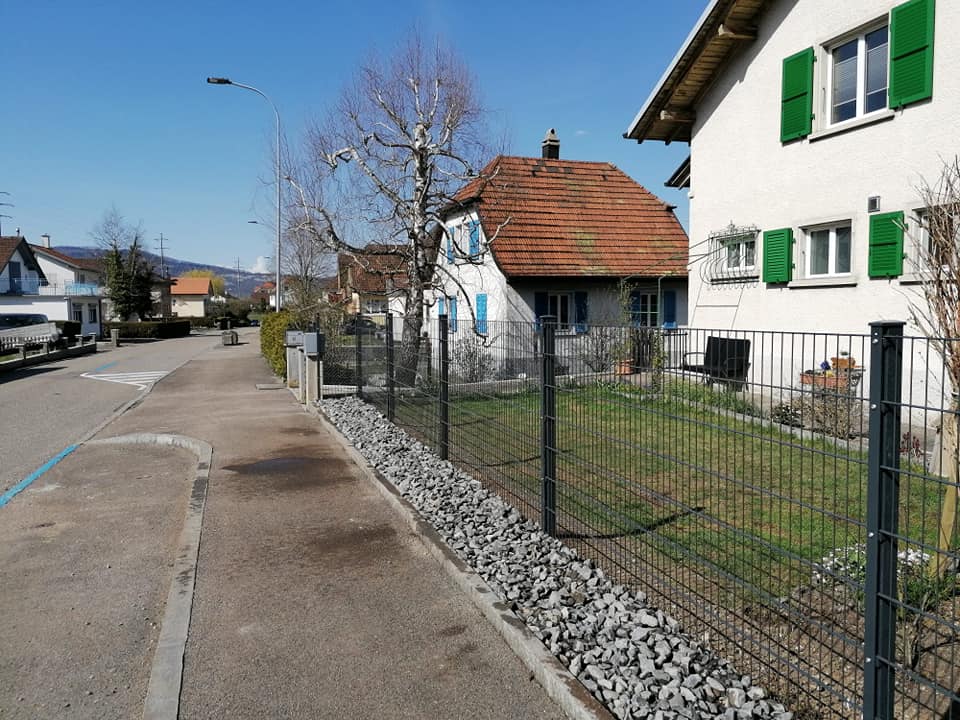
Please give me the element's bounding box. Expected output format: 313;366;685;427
432;132;688;351
171;276;213;317
337;244;409;320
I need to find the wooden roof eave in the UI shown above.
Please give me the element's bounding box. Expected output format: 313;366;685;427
623;0;771;144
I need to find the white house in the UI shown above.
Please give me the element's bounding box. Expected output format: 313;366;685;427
431;132;689;372
171;276;213;317
625;0;951;337
0;235;104;337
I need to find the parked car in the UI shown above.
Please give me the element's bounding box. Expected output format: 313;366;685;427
341;316;383;337
0;313;53;331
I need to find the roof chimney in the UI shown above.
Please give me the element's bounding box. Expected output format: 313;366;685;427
41;233;51;248
541;128;560;159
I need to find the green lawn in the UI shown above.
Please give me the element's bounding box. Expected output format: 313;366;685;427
385;378;944;602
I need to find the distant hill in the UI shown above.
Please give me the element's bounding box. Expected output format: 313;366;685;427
54;245;274;297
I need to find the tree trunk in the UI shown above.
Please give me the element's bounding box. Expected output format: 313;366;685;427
930;407;960;578
396;281;425;387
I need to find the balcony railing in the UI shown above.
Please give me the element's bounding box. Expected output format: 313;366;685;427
0;278;105;296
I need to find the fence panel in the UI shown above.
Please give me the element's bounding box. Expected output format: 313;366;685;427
353;319;960;719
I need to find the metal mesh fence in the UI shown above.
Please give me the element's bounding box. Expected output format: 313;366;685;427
347;315;960;719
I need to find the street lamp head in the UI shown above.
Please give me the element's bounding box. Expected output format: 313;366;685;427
206;77;232;85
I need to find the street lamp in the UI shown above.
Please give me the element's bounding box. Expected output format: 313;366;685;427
207;76;283;311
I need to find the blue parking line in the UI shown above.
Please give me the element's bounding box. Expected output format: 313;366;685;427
93;360;118;373
0;445;79;509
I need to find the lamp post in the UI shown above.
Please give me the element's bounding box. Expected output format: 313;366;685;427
207;76;282;311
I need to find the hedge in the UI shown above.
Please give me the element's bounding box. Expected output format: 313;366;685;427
260;310;291;377
103;320;192;339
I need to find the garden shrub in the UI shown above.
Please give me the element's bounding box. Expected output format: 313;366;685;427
102;320;191;339
260;310;291;377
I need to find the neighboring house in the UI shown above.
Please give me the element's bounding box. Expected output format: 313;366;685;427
337;245;408;321
252;280;276;308
624;0;951;337
0;235;104;336
431;131;688;371
171;276;213;317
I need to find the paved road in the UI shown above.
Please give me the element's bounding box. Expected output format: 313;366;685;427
0;332;231;495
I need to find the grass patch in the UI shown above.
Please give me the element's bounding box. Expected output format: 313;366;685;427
386;377;945;602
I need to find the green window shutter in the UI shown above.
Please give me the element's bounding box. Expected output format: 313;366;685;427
889;0;935;108
781;48;815;142
762;228;794;283
869;211;905;277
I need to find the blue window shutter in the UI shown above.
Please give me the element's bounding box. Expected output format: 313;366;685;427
469;221;480;258
438;297;445;317
476;293;487;334
446;229;454;264
663;290;677;325
534;291;548;330
573;291;588;333
449;297;458;332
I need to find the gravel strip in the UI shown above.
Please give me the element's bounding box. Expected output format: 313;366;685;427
323;396;794;720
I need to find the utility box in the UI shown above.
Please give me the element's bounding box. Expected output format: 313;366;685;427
221;330;238;346
303;332;324;357
284;330;304;347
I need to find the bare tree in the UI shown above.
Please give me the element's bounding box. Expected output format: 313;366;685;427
287;33;494;382
282;225;335;329
907;156;960;579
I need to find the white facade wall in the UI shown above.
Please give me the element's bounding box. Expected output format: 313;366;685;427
688;0;958;336
172;296;208;317
34;254;101;291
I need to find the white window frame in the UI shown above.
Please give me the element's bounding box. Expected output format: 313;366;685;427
803;222;853;278
824;20;889;128
707;227;759;283
87;303;98;323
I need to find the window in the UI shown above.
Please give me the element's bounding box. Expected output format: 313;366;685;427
779;0;934;141
828;25;888;125
630;291;658;327
448;296;458;332
914;207;960;270
534;291;588;333
708;225;760;282
72;303;83;323
468;221;480;258
363;298;388;314
805;223;852;277
88;304;98;323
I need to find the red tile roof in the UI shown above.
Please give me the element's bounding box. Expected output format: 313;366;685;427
450;156;688;278
30;244;103;272
171;276;213;296
338;246;409;294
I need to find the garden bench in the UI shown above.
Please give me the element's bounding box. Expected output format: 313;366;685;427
681;336;751;388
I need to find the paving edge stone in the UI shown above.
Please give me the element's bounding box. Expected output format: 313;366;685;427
310;403;614;720
85;433;212;720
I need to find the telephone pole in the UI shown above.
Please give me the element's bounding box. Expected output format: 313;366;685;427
0;192;12;236
155;233;169;278
235;257;242;297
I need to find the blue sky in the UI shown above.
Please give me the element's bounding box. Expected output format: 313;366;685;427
2;0;704;271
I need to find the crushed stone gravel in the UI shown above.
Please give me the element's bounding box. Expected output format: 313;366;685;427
323;396;794;720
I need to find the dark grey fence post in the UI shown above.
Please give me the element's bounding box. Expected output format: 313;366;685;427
355;312;363;399
439;314;449;460
863;320;904;720
541;315;557;536
386;313;395;422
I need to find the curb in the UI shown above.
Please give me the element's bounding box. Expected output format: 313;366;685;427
85;433;212;720
308;401;613;720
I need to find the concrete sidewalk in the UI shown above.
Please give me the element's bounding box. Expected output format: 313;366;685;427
100;329;566;719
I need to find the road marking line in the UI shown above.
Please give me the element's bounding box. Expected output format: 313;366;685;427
81;371;168;390
92;360;119;372
0;445;79;509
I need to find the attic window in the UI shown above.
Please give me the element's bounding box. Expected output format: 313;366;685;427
706;224;760;283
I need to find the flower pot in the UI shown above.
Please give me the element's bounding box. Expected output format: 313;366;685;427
831;356;857;370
